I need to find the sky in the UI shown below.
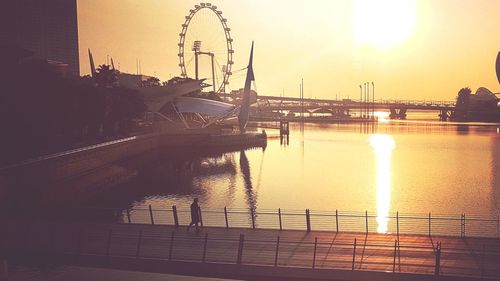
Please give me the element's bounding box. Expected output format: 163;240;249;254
77;0;500;101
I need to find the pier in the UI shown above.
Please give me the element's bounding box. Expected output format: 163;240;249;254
2;207;500;281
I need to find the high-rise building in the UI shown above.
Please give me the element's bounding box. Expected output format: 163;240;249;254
0;0;80;75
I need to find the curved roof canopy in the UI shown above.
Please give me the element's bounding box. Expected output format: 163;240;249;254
175;97;237;119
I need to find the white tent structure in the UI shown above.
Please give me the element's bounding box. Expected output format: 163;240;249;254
174;97;238;128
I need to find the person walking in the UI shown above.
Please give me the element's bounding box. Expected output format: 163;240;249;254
187;198;201;232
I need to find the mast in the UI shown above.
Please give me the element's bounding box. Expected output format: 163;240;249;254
88;48;96;77
238;41;255;133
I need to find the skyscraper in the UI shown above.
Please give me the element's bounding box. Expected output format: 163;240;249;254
0;0;80;75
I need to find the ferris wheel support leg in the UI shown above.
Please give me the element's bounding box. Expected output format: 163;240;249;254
211;54;216;92
195;51;199;80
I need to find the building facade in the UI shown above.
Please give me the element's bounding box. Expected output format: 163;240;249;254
0;0;80;75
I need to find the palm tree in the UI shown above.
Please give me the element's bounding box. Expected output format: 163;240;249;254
95;64;118;87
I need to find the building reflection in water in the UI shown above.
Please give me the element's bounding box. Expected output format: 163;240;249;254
370;134;395;233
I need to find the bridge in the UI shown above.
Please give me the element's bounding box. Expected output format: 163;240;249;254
2;206;500;281
221;94;456;121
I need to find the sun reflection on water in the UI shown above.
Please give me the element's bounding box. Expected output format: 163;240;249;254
370;134;395;233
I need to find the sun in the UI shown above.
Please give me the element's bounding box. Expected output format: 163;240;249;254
353;0;417;48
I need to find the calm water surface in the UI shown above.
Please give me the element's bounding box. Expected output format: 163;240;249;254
89;120;500;218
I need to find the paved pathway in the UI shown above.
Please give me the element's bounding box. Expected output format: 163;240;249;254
2;220;500;280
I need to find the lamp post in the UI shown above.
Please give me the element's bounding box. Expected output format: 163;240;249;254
372;82;375;119
359;84;362;119
364;83;367;119
366;82;369;119
193;40;201;80
365;82;368;119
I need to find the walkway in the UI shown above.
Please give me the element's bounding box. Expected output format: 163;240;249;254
2;219;500;281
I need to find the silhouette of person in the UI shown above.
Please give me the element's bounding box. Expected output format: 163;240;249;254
187;198;201;232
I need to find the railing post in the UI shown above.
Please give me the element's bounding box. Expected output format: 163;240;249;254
396;211;400;238
397;240;401;272
365;210;369;234
278;208;283;231
434;241;441;276
172;205;179;227
352;238;357;270
306;209;311;232
335;209;339;232
237;234;244;264
106;229;113;256
126;209;131;224
135;230;143;258
148;205;155;225
168;231;175;260
312;237;318;269
461;213;466;238
199;207;204;227
481;244;485;277
224;207;229;229
274;236;280;266
428;212;432;237
392;239;397;272
497;215;499;239
250;208;256;229
202;233;208;263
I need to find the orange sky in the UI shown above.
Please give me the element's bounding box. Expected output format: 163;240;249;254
77;0;500;100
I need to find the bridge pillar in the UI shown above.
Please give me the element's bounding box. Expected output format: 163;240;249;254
399;108;407;120
389;108;407;120
390;108;397;119
280;120;289;145
439;109;451;121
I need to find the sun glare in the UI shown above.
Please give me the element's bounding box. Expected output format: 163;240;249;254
353;0;417;48
374;111;390;122
370;134;395;233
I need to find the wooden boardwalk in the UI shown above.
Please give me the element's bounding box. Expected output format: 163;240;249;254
2;220;500;281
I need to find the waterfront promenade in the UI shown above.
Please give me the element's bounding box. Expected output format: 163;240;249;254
2;208;500;280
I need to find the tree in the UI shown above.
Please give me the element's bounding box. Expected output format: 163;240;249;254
452;87;471;121
0;57;147;164
141;76;161;87
95;64;118;87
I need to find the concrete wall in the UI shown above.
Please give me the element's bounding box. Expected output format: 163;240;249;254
0;131;265;206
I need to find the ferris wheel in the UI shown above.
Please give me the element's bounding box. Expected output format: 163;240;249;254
178;3;234;93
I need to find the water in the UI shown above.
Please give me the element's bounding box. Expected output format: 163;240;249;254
87;120;500;219
6;118;500;280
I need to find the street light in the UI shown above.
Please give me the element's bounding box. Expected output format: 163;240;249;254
359;84;362;119
193;41;201;80
372;82;375;119
365;82;369;119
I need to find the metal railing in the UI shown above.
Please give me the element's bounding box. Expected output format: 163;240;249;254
3;208;500;279
0;136;140;171
77;206;500;239
5;223;498;279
